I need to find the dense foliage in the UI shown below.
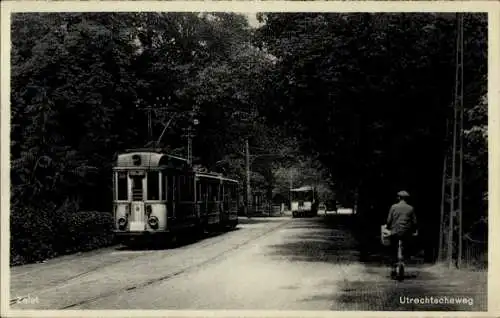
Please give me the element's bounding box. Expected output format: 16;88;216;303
255;13;487;257
10;12;487;265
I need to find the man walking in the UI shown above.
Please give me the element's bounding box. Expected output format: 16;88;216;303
386;190;418;276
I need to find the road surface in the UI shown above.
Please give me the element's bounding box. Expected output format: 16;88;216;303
10;214;486;311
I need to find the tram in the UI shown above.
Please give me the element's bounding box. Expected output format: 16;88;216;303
112;149;239;245
290;185;318;218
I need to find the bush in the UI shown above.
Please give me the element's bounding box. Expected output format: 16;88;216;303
10;205;58;265
10;200;114;266
53;210;115;254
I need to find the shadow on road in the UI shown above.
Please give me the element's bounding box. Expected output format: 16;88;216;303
266;214;487;311
330;268;487;311
265;214;360;264
237;216;288;225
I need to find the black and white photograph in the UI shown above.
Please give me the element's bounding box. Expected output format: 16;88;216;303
1;1;497;315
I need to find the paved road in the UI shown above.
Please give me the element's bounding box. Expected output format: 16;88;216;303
10;215;486;311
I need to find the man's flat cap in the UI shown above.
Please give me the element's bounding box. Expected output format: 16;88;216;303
397;190;410;197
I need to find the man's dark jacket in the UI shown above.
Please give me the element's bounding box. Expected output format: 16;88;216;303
386;201;417;237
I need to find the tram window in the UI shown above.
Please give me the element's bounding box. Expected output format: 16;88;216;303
231;185;237;200
208;183;213;201
161;173;167;201
182;176;193;201
198;182;201;200
227;184;232;200
117;172;128;200
200;181;207;201
188;177;193;201
187;177;193;201
304;191;312;201
178;176;190;201
178;176;184;200
147;171;159;200
178;176;183;198
167;176;175;201
196;182;201;201
212;183;218;201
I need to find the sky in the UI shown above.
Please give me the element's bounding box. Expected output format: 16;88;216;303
245;13;264;28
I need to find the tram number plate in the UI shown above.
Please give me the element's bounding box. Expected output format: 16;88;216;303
129;221;145;231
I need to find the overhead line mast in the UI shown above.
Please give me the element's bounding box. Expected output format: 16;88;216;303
439;13;464;269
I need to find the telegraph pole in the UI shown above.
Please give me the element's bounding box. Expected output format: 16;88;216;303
182;112;198;166
457;12;465;269
440;13;465;268
136;104;154;144
185;126;193;165
289;168;293;210
246;138;251;218
438;152;447;262
449;12;465;269
234;108;254;218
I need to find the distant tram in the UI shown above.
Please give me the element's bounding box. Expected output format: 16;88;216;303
112;149;239;246
290;185;318;218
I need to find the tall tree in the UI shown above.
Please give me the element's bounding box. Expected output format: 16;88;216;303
255;13;487;256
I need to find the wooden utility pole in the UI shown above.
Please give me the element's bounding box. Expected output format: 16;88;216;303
136;105;154;144
184;126;194;165
448;84;457;269
289;169;294;210
438;153;447;262
457;12;465;268
440;13;465;269
182;112;198;166
246;138;251;217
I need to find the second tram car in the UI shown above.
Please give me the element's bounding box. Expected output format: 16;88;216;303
112;149;239;246
290;185;318;218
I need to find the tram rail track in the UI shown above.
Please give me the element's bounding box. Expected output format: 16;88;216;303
10;219;289;309
9;225;245;307
60;219;290;309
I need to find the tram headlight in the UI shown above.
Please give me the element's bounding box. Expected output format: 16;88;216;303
118;217;127;230
148;216;159;229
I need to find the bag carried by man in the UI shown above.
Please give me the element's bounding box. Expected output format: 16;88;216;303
381;224;392;246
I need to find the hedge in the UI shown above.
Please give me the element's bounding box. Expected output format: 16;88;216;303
10;201;114;266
